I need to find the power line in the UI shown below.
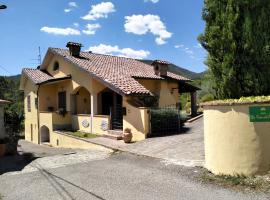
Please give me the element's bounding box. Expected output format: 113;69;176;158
0;65;12;75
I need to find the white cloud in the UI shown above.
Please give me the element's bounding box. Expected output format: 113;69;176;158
175;44;195;58
174;44;184;49
40;27;81;36
88;44;150;59
82;2;116;21
73;23;79;27
124;14;172;45
64;9;71;13
194;43;203;49
82;23;101;35
64;2;78;13
69;2;77;7
144;0;159;3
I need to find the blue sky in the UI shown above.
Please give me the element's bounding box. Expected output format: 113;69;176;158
0;0;207;76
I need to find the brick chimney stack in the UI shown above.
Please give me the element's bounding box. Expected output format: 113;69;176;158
152;60;170;76
66;42;83;57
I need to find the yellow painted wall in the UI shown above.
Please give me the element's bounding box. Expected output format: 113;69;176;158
123;97;149;141
39;84;58;112
46;54;106;95
23;80;39;144
76;87;91;114
159;81;179;107
204;104;270;176
138;79;179;107
39;112;72;130
50;131;110;151
72;115;109;135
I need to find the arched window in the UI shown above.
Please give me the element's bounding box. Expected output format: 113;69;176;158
53;61;59;71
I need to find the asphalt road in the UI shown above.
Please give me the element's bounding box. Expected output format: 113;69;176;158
0;152;268;200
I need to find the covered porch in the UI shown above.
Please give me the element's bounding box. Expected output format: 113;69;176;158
38;77;124;136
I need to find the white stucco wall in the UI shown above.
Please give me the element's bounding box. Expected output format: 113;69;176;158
0;105;5;139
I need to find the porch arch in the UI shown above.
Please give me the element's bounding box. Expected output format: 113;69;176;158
40;126;50;143
71;86;91;115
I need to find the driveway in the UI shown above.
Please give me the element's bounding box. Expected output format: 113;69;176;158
0;151;267;200
90;118;204;167
0;140;112;176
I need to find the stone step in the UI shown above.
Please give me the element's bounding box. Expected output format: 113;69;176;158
102;130;123;140
102;133;123;140
107;129;123;136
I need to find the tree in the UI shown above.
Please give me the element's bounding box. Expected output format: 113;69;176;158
199;0;270;99
0;76;24;133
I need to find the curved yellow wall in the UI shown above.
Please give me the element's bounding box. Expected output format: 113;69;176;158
204;104;270;176
123;97;149;141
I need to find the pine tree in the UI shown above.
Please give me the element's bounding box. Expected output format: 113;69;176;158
199;0;270;99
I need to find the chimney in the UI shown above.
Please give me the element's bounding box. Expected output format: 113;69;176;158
66;42;83;57
152;60;170;76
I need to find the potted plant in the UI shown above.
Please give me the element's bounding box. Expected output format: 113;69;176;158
0;138;6;157
123;128;132;143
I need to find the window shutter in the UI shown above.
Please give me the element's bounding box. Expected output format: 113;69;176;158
58;91;66;111
27;95;31;112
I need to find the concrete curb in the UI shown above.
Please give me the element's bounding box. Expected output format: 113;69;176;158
187;114;204;123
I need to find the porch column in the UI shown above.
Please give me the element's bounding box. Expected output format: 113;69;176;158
90;93;97;133
190;91;197;117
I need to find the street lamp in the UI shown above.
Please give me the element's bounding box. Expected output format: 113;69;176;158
0;5;7;9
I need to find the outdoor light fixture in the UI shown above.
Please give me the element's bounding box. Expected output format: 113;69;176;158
0;4;7;9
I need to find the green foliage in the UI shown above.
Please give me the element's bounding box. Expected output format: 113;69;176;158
205;95;270;104
200;93;215;102
199;0;270;99
149;107;186;137
200;169;270;192
67;131;99;139
185;102;191;114
0;76;24;134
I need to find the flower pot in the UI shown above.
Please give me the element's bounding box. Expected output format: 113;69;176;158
0;144;6;157
123;131;132;143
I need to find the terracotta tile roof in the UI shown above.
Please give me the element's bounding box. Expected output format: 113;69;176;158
22;68;54;84
47;48;190;95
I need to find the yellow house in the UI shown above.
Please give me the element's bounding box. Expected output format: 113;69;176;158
20;42;197;145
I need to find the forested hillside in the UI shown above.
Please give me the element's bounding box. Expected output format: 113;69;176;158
140;60;206;80
0;76;24;133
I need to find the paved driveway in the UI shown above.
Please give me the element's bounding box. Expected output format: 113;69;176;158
0;140;112;176
90;118;204;167
0;152;267;200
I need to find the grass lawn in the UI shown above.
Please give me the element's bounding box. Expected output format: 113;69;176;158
200;169;270;193
66;131;99;139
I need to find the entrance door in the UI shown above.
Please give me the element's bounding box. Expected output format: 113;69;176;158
101;92;113;115
111;94;123;130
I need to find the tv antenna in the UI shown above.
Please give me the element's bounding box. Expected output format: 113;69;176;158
38;46;42;65
30;47;42;66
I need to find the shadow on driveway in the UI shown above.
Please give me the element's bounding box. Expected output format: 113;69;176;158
0;152;38;175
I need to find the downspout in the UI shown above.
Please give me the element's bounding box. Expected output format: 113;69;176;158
90;94;94;133
37;85;40;144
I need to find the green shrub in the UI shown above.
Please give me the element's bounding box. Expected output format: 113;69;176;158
149;108;185;137
200;93;215;103
204;95;270;104
185;102;191;114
